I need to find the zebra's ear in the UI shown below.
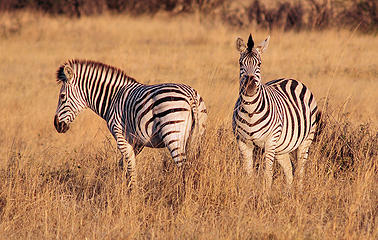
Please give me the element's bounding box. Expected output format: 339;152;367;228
236;37;246;52
256;35;270;54
63;65;74;83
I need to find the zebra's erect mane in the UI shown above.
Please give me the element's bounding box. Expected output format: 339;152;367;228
247;34;254;52
56;59;138;84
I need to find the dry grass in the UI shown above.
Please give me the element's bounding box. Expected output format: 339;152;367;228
0;12;377;239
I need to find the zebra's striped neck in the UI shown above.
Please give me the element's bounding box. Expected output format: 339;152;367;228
240;84;264;112
70;60;141;120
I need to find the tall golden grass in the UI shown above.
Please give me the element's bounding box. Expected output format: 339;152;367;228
0;12;376;239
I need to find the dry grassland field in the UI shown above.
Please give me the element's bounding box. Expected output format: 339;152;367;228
0;12;377;239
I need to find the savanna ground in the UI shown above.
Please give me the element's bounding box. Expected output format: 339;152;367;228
0;11;377;239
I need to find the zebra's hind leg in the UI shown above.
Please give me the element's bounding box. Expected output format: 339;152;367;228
237;139;254;175
276;153;293;186
161;125;188;167
163;132;188;197
166;140;187;167
296;131;315;188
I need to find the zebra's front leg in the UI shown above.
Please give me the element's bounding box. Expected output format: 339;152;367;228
276;153;293;186
125;146;137;187
264;141;276;189
296;136;313;188
237;139;254;175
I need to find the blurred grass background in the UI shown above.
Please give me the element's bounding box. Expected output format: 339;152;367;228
0;0;377;33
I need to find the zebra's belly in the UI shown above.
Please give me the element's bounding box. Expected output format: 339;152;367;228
126;132;165;149
234;124;271;149
234;117;306;154
144;135;165;148
239;129;303;154
275;131;306;154
250;136;267;149
131;127;165;148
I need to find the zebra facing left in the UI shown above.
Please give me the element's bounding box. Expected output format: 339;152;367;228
54;59;207;185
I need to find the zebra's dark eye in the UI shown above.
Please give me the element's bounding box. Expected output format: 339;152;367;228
60;93;66;101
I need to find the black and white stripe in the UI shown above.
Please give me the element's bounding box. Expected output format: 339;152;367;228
233;34;320;188
54;59;207;184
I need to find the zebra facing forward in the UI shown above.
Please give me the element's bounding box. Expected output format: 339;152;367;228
54;59;207;185
232;34;320;188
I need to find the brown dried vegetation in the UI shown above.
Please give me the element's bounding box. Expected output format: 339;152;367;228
0;0;377;33
0;12;377;239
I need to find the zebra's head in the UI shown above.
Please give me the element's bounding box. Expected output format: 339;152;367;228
236;34;270;96
54;63;87;133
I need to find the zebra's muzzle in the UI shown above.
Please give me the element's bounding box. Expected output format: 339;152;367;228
54;115;69;133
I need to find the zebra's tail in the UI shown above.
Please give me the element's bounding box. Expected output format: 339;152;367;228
314;110;325;141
